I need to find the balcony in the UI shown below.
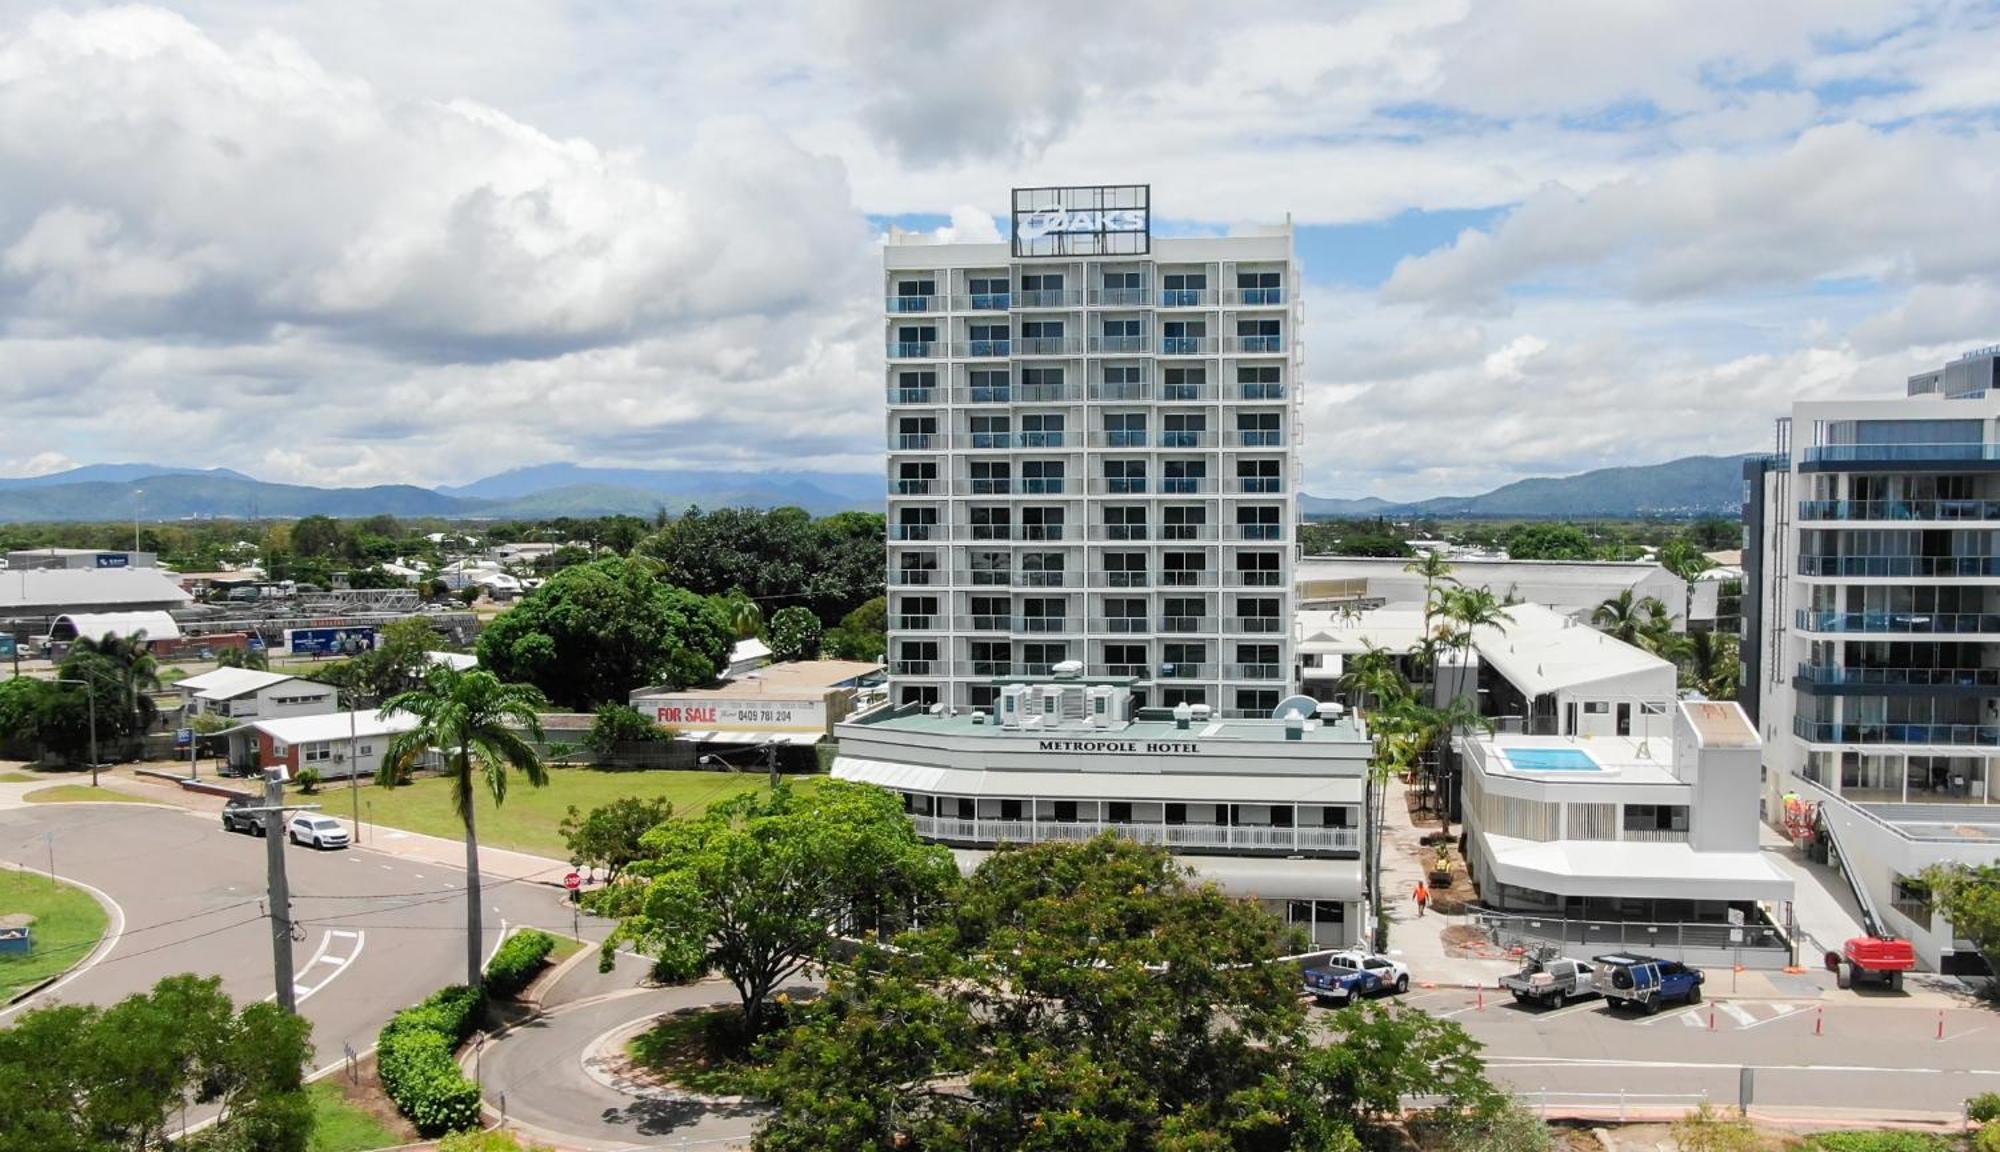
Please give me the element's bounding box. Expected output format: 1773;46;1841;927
1159;384;1220;402
1160;615;1217;633
1224;287;1285;307
1795;663;2000;690
953;614;1013;632
1224;571;1284;588
1225;617;1285;634
1090;478;1149;495
1798;498;2000;522
959;661;1013;677
1158;477;1217;495
1159;336;1218;356
1795;609;2000;634
1158;525;1220;542
1157;432;1217;448
1090;616;1152;634
1159;570;1217;588
1092;524;1150;542
1157;663;1217;679
906;813;1360;856
1225;663;1285;680
889;524;938;541
953;339;1012;358
1090;381;1153;402
1224;525;1287;542
1092;571;1151;588
887;341;941;359
1018;478;1068;495
1090;335;1152;355
892;479;935;495
1089;287;1151;307
1228;431;1285;448
887;294;941;314
1015;289;1083;308
894;615;943;632
956;292;1011;311
892;432;940;451
1098;430;1150;449
1013;616;1074;634
887;386;938;405
964;478;1012;495
1016;336;1083;356
1158;289;1217;308
889;659;937;675
1799;556;2000;578
1621;828;1691;844
890;569;938;587
1102;663;1150;678
1224;335;1285;354
1237;383;1286;401
1231;478;1283;495
1793;717;2000;746
1803;443;2000;464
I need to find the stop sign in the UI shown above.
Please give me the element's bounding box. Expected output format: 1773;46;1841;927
563;872;581;891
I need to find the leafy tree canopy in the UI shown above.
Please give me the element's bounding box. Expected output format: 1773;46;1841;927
639;507;884;627
1500;522;1598;560
825;596;886;663
767;606;824;662
475;557;733;709
560;794;675;885
1922;862;2000;964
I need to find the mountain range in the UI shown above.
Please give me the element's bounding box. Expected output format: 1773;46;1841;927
0;454;1751;523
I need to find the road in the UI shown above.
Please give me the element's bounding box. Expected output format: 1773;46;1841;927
0;801;607;1076
1395;984;2000;1119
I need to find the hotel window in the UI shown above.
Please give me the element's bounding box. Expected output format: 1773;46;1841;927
1021;597;1067;631
1163;597;1206;630
1106;801;1133;824
894;507;936;542
968;684;998;709
1022;642;1068;671
1162;458;1207;494
894;369;936;403
895;460;935;496
969;460;1010;495
1021;272;1065;293
1321;806;1351;828
967;368;1009;403
1622;805;1689;833
1162;551;1207;586
1162;318;1208;354
1160;686;1208;707
1102;269;1143;293
895;415;936;450
1104;458;1146;494
1235;505;1282;540
1053;801;1079;823
1235;597;1281;631
1103;317;1143;339
303;743;332;763
1164;803;1188;826
895;323;937;350
897;552;936;586
1020;412;1064;447
1162;271;1207;306
966;322;1009;355
1162;505;1208;541
1021;551;1066;586
1000;799;1024;821
1020;459;1065;494
968;506;1010;542
1235;688;1280;714
895;641;936;675
1234;551;1280;587
967;275;1009;307
1020;365;1065;400
1103;505;1147;541
1162;412;1207;447
893;278;934;311
1104;411;1147;447
1020;318;1065;341
1103;643;1146;677
967;413;1009;449
1104;551;1148;586
1236;269;1281;303
970;641;1011;676
1271;806;1293;828
1235;643;1278;676
1238;364;1282;399
1236;317;1281;350
1101;363;1146;399
1020;507;1066;543
1163;364;1207;401
1236;411;1281;446
1104;597;1148;631
955;797;975;820
1236;458;1281;493
1163;641;1207;670
895;596;938;631
968;550;1010;585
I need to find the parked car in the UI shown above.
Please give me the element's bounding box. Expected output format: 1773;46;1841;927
286;813;349;850
1595;954;1703;1014
1301;950;1411;1006
221;794;265;836
1500;953;1599;1009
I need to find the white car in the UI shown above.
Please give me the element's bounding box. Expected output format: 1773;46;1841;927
287;813;349;850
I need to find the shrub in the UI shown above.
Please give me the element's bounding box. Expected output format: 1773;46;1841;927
1412;1099;1553;1152
294;767;321;795
484;930;557;1000
1673;1103;1765;1152
376;985;486;1136
437;1128;555;1152
1977;1127;2000;1152
1803;1133;1955;1152
1971;1092;2000;1123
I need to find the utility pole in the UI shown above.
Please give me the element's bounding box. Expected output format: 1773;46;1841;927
347;687;361;845
263;768;298;1013
766;740;779;791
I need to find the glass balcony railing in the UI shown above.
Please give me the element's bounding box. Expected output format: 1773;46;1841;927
1157;289;1216;307
1160;616;1217;633
889;659;936;675
1019;478;1066;494
1015;337;1081;356
1092;571;1150;587
1233;478;1283;494
1157;663;1217;680
1159;570;1217;587
958;292;1011;311
1159;525;1219;541
1090;335;1151;354
1159;336;1217;355
1798;498;2000;521
1225;663;1285;680
1158;431;1214;448
1225;335;1284;354
1102;663;1150;679
1095;478;1148;495
1089;287;1150;307
1090;616;1152;634
1802;443;2000;464
1225;524;1286;542
892;433;939;450
1795;663;2000;689
1093;524;1149;541
890;569;936;586
1795;609;2000;634
888;341;941;358
892;479;934;495
887;295;940;313
1238;383;1286;401
1231;430;1284;447
888;524;938;541
887;386;937;404
1226;287;1285;306
966;478;1011;495
1091;381;1153;402
1158;477;1213;494
1793;717;2000;746
1098;431;1148;448
1225;616;1285;634
955;339;1012;358
1799;556;2000;578
1014;617;1072;634
1160;384;1218;401
1015;289;1082;308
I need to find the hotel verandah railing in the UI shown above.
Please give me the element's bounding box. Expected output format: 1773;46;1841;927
1474;910;1794;968
907;813;1360;855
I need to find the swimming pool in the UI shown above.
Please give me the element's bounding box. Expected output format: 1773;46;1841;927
1501;747;1603;772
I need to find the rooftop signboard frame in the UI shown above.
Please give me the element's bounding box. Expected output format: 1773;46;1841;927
1011;184;1150;258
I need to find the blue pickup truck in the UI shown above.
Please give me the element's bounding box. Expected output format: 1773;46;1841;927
1594;954;1703;1014
1301;951;1410;1007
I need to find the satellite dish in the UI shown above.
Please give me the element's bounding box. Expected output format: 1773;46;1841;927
1272;694;1320;721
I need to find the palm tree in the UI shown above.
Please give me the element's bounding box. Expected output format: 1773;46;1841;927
1405;695;1495;839
62;631;162;749
725;592;764;641
215;645;269;672
380;666;549;989
1403;551;1459;675
1683;629;1739;700
1440;585;1513;692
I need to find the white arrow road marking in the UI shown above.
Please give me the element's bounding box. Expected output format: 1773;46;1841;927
270;929;365;1005
1718;1000;1760;1028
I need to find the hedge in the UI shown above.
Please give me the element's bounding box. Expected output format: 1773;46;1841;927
484;930;557;1000
1803;1134;1955;1152
376;984;484;1136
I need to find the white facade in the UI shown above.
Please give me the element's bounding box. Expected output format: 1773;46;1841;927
1744;348;2000;972
883;190;1300;719
1297;556;1687;627
178;667;337;723
835;674;1369;947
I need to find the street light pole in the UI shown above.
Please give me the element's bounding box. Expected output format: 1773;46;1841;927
348;688;361;844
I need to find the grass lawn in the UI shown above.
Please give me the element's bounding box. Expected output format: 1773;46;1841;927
364;767;823;858
0;771;43;783
626;1006;762;1097
306;1080;407;1152
25;785;156;805
0;869;110;1002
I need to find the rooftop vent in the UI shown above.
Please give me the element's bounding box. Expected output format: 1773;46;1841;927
1173;701;1193;730
1052;659;1084;679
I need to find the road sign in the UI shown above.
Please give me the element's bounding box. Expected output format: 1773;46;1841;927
175;728;194;747
0;635;14;659
563;872;581;891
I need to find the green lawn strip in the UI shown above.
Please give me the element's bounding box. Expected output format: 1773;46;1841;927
0;772;42;783
362;768;822;858
625;1007;762;1097
306;1080;406;1152
546;933;586;965
0;869;111;1002
24;785;156;805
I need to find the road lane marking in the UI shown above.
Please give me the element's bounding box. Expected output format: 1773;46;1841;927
1485;1054;2000;1076
1718;1000;1759;1028
293;930;365;1005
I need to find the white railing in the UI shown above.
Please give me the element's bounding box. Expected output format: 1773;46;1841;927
909;813;1360;854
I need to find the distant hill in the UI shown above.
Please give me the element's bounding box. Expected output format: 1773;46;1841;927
0;463;257;491
0;474;467;522
438;463;881;515
1302;454;1751;520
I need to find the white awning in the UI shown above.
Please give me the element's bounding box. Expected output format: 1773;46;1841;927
835;756;1363;805
1479;834;1794;902
952;847;1362;902
673;729;822;747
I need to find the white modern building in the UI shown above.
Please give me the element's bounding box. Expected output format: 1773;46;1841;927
1461;700;1794;967
834;671;1370;947
883;185;1301;718
1744;346;2000;973
177;668;337;723
1296;556;1687;628
221;708;422;781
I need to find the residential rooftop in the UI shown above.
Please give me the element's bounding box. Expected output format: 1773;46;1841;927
639;658;882;699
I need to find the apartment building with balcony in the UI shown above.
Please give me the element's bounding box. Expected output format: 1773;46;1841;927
1744;346;2000;972
883;186;1301;717
833;669;1369;947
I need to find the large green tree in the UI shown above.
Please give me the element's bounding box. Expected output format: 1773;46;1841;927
0;973;312;1152
59;631;162;752
825;596;887;663
475;557;733;709
560;795;674;887
751;836;1498;1152
600;780;957;1035
381;666;549;990
639;507;885;625
767;606;823;662
1501;522;1598;561
1921;862;2000;966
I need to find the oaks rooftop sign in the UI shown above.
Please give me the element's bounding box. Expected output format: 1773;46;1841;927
1035;738;1201;755
1012;184;1150;258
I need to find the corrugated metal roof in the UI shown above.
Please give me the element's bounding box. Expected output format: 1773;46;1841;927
223;709;419;744
834;757;1364;804
176;667;308;700
0;568;193;612
52;611;183;641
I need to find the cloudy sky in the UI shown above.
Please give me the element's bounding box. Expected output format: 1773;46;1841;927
3;1;1998;499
